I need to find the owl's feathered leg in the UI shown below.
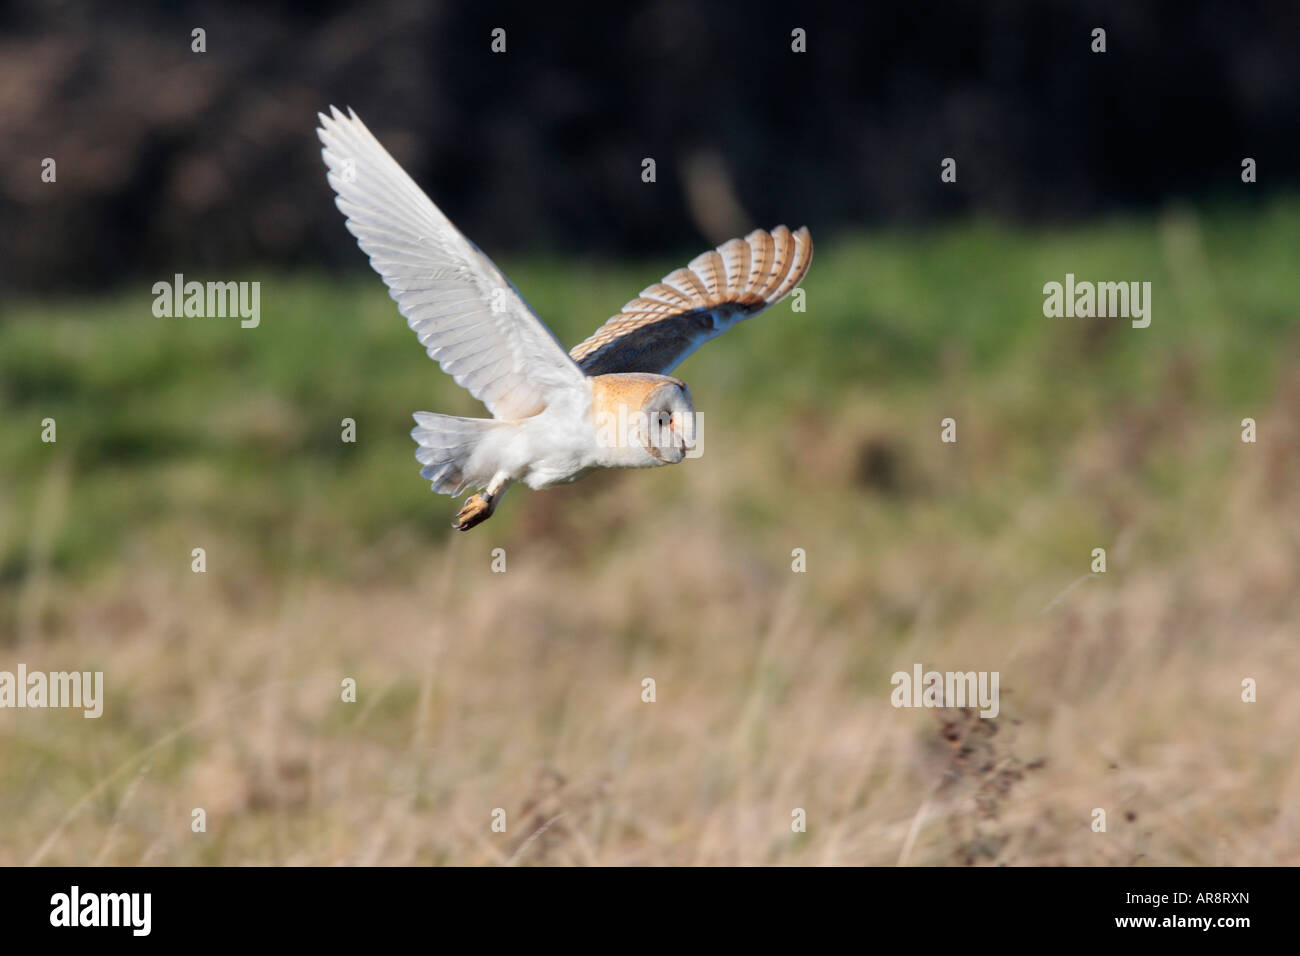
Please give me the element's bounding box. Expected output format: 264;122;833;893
452;474;513;532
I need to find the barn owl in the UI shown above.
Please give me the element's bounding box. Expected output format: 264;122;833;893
317;107;812;530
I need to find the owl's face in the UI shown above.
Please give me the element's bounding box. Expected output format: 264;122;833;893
590;373;696;468
637;380;695;464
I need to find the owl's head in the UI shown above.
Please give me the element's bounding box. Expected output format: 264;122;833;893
591;373;696;466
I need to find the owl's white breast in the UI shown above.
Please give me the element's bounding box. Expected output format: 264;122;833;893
505;379;606;489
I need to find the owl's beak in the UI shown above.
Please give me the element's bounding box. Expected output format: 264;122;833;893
649;440;685;464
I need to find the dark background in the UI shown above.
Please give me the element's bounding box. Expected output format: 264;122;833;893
2;0;1295;293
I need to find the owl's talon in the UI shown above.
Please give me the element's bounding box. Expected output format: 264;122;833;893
453;493;493;531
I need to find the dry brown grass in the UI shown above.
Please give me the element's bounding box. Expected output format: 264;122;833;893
4;369;1298;867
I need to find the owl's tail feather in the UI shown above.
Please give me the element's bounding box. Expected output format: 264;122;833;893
411;412;505;497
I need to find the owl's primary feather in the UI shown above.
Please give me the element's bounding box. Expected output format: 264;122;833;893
317;106;586;421
569;226;813;376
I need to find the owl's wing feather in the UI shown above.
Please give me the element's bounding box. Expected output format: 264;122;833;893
318;106;586;420
570;226;812;376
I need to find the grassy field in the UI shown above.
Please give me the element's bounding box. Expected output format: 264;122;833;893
1;200;1298;865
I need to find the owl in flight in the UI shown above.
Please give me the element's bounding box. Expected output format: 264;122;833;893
317;107;812;530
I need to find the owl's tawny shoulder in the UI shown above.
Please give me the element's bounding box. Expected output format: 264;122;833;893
588;372;684;420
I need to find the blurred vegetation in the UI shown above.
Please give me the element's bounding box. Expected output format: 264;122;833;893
2;203;1298;865
2;199;1296;590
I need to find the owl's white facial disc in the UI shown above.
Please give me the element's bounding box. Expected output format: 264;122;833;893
639;382;695;464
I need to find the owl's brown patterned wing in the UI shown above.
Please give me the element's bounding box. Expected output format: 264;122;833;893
570;226;813;376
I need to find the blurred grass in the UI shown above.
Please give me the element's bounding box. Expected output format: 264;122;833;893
1;199;1298;865
2;199;1296;583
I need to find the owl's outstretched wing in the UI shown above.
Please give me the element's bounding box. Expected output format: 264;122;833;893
318;106;587;420
569;226;812;376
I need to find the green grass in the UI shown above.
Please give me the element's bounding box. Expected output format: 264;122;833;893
3;199;1296;585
